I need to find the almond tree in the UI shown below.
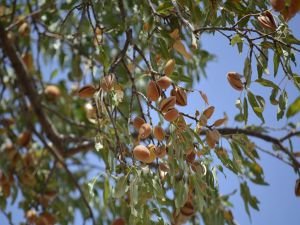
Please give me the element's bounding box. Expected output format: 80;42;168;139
0;1;300;225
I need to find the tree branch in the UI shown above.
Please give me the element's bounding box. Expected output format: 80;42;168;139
0;22;64;161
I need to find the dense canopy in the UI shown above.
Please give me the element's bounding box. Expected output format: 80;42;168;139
0;0;300;225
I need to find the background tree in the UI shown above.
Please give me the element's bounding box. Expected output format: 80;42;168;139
0;0;300;224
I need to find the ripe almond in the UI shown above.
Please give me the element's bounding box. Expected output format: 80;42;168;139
295;179;300;197
155;145;167;158
139;123;152;139
257;11;277;30
270;0;285;11
159;96;176;113
203;106;215;119
213;118;227;127
171;87;187;106
133;145;150;163
164;108;179;122
146;80;161;101
153;126;165;141
78;85;97;98
100;73;115;91
44;85;61;100
206;129;220;148
186;151;196;164
111;218;126;225
164;59;175;76
17;130;32;147
180;201;194;217
132;116;146;130
227;72;244;91
157;76;172;89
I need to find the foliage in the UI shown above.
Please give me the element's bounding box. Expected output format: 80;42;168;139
0;0;300;225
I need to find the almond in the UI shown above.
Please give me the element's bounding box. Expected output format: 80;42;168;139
17;130;32;147
100;73;115;91
257;11;277;30
111;218;126;225
227;72;244;91
78;85;97;98
44;85;61;100
171;87;187;106
180;201;194;217
164;59;175;76
157;76;172;89
213;118;227;127
146;80;161;101
138;123;152;139
133;145;150;163
159;96;176;113
153;126;165;141
206;129;220;148
203;106;215;119
186;151;196;164
132;116;146;130
164;108;179;122
155;145;167;158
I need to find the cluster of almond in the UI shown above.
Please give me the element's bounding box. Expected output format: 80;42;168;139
76;73;116;122
132;116;167;164
146;59;187;122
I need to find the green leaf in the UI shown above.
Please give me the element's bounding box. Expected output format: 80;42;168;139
240;182;260;220
244;57;252;87
287;97;300;118
113;175;128;198
247;91;265;123
277;90;287;120
273;52;280;77
255;78;279;90
231;34;243;46
270;88;279;105
243;97;248;125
